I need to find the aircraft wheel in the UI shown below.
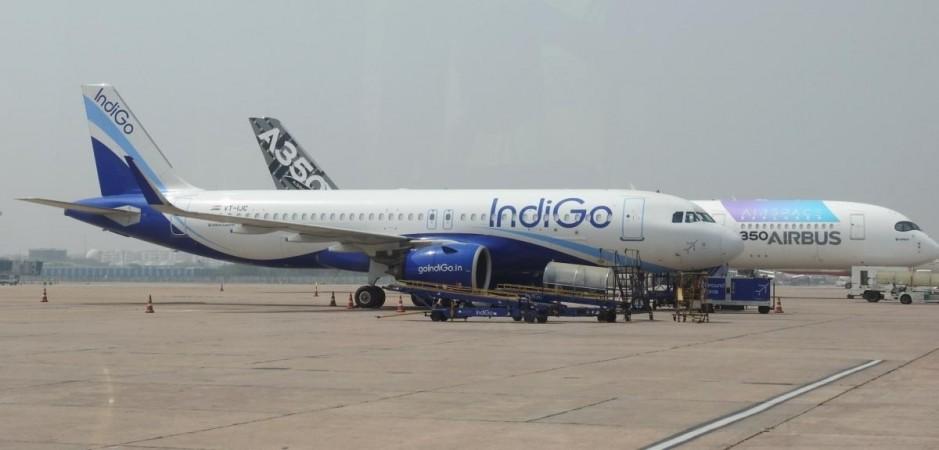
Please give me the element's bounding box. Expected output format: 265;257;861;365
354;286;385;309
536;313;548;324
900;294;913;305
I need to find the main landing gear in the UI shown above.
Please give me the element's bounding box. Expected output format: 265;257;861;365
354;285;386;308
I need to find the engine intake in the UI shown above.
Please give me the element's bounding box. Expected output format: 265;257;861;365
402;243;492;289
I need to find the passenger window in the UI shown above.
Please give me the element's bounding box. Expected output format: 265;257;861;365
470;213;477;221
301;213;307;221
481;214;487;222
445;212;452;220
397;213;403;220
330;213;336;220
379;213;384;220
408;213;414;221
672;212;683;223
418;213;424;221
369;213;375;220
460;213;466;221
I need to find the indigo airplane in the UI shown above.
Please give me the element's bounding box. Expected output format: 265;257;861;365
249;118;939;276
21;85;743;308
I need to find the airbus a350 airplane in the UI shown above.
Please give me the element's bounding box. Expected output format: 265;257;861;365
248;118;939;276
20;85;743;308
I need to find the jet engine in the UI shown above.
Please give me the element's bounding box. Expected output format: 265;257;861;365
402;243;492;289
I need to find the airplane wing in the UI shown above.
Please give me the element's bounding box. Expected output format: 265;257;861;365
18;198;141;226
123;156;410;251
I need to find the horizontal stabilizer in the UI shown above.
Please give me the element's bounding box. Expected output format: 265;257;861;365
19;198;141;226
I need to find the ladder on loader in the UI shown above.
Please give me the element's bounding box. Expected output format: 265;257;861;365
607;249;653;322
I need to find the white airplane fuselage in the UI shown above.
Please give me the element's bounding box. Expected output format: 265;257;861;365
165;189;742;275
695;200;939;272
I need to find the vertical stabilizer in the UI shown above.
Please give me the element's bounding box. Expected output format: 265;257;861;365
82;84;194;194
249;117;337;190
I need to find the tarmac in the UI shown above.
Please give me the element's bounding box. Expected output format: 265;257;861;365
1;283;938;449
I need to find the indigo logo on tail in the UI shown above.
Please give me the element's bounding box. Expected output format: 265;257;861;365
93;88;135;135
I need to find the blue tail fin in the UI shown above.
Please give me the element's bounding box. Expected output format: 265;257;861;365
92;137;140;196
82;84;195;196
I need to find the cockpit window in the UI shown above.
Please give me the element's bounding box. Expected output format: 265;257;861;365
895;221;921;232
684;212;700;223
697;212;716;223
672;212;683;223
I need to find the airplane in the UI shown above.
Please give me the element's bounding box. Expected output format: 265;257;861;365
247;118;939;277
19;84;744;309
695;200;939;273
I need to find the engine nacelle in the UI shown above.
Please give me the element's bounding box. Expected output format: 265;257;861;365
402;243;492;289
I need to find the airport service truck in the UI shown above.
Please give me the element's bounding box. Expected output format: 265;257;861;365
847;266;939;304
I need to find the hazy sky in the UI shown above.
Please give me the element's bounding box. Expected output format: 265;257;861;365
1;0;937;256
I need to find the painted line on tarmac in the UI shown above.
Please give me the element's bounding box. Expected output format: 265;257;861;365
642;359;883;450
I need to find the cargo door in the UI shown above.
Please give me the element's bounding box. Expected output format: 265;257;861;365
850;214;865;240
620;198;645;241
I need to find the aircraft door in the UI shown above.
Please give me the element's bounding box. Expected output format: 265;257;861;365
426;209;438;230
169;199;192;237
850;214;865;240
620;198;645;241
443;209;454;230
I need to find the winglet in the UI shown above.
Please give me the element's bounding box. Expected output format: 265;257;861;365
124;156;169;206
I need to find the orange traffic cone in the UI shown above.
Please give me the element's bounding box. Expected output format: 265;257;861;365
145;295;155;313
329;291;337;307
41;288;48;303
775;297;784;313
396;295;405;313
346;293;355;309
314;283;319;297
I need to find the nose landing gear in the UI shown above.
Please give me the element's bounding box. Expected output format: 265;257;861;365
353;285;386;308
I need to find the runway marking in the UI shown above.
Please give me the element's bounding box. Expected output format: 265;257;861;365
642;359;882;450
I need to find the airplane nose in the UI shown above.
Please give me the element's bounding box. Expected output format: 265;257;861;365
925;236;939;262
